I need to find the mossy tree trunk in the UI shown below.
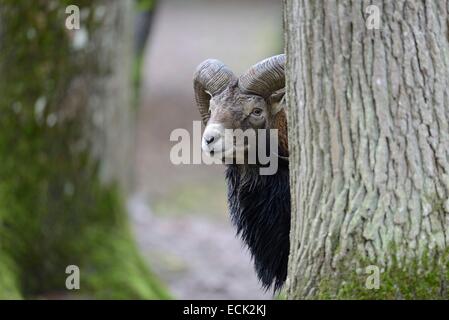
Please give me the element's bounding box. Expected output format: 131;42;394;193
285;0;449;299
0;0;167;299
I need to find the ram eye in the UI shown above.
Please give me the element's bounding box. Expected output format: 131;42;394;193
251;108;263;116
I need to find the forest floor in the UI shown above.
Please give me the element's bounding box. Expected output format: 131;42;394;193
128;194;271;299
129;0;282;299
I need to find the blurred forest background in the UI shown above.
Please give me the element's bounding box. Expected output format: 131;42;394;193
0;0;282;299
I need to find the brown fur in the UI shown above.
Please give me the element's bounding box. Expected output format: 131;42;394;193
274;109;289;158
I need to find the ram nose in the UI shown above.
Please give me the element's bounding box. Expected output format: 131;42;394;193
202;124;224;153
204;134;215;146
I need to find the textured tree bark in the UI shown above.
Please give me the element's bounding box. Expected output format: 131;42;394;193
285;0;449;299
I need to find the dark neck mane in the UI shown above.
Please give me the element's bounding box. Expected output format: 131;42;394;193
225;162;290;291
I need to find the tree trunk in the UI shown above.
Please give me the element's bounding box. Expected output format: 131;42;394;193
0;1;167;299
285;0;449;299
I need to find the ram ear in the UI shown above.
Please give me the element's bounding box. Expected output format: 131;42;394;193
268;90;285;115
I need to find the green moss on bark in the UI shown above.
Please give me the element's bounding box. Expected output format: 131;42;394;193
0;251;22;299
317;251;449;300
0;0;168;299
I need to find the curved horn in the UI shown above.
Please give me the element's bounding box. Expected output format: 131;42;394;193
238;54;285;98
193;59;235;124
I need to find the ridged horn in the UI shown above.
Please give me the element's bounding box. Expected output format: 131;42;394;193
238;54;285;98
193;59;236;124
